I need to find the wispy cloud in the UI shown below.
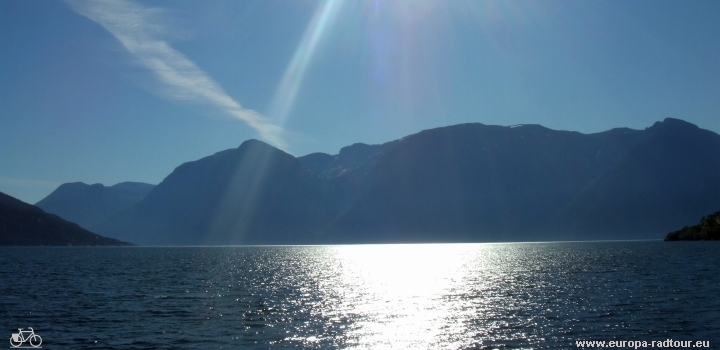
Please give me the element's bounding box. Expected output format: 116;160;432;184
65;0;286;149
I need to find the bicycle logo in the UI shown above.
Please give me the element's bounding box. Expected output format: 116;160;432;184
9;328;42;348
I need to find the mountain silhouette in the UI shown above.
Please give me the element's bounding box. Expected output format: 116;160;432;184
554;118;720;239
321;123;647;242
298;142;394;178
42;118;720;245
0;191;131;246
97;140;330;245
36;181;154;232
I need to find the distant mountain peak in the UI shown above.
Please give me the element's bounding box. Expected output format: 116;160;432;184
35;181;156;232
649;118;699;131
59;181;91;188
238;138;275;149
662;117;695;125
234;139;298;162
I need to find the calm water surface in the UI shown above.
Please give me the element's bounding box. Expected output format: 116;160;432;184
1;241;718;349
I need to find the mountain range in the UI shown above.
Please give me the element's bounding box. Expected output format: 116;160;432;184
35;118;720;245
35;181;154;233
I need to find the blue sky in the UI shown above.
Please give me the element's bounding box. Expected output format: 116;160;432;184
1;0;719;204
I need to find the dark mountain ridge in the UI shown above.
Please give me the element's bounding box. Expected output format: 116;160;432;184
553;119;720;239
298;142;394;178
0;191;131;246
45;118;720;245
318;123;648;242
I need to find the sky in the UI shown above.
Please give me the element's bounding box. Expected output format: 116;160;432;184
1;0;719;204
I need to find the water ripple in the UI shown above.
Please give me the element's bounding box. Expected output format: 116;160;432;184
1;241;719;349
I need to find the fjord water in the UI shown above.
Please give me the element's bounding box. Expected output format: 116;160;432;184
1;242;718;349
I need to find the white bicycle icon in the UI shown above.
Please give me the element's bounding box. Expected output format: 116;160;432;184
9;328;42;348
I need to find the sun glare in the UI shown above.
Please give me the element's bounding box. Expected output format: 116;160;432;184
325;244;493;348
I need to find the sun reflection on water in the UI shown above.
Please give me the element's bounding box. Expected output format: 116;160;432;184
315;243;512;349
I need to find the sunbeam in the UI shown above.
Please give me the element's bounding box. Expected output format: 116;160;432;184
266;0;344;127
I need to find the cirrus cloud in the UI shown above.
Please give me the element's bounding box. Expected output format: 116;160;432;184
65;0;286;149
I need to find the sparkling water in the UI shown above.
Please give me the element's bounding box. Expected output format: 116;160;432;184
1;241;718;349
